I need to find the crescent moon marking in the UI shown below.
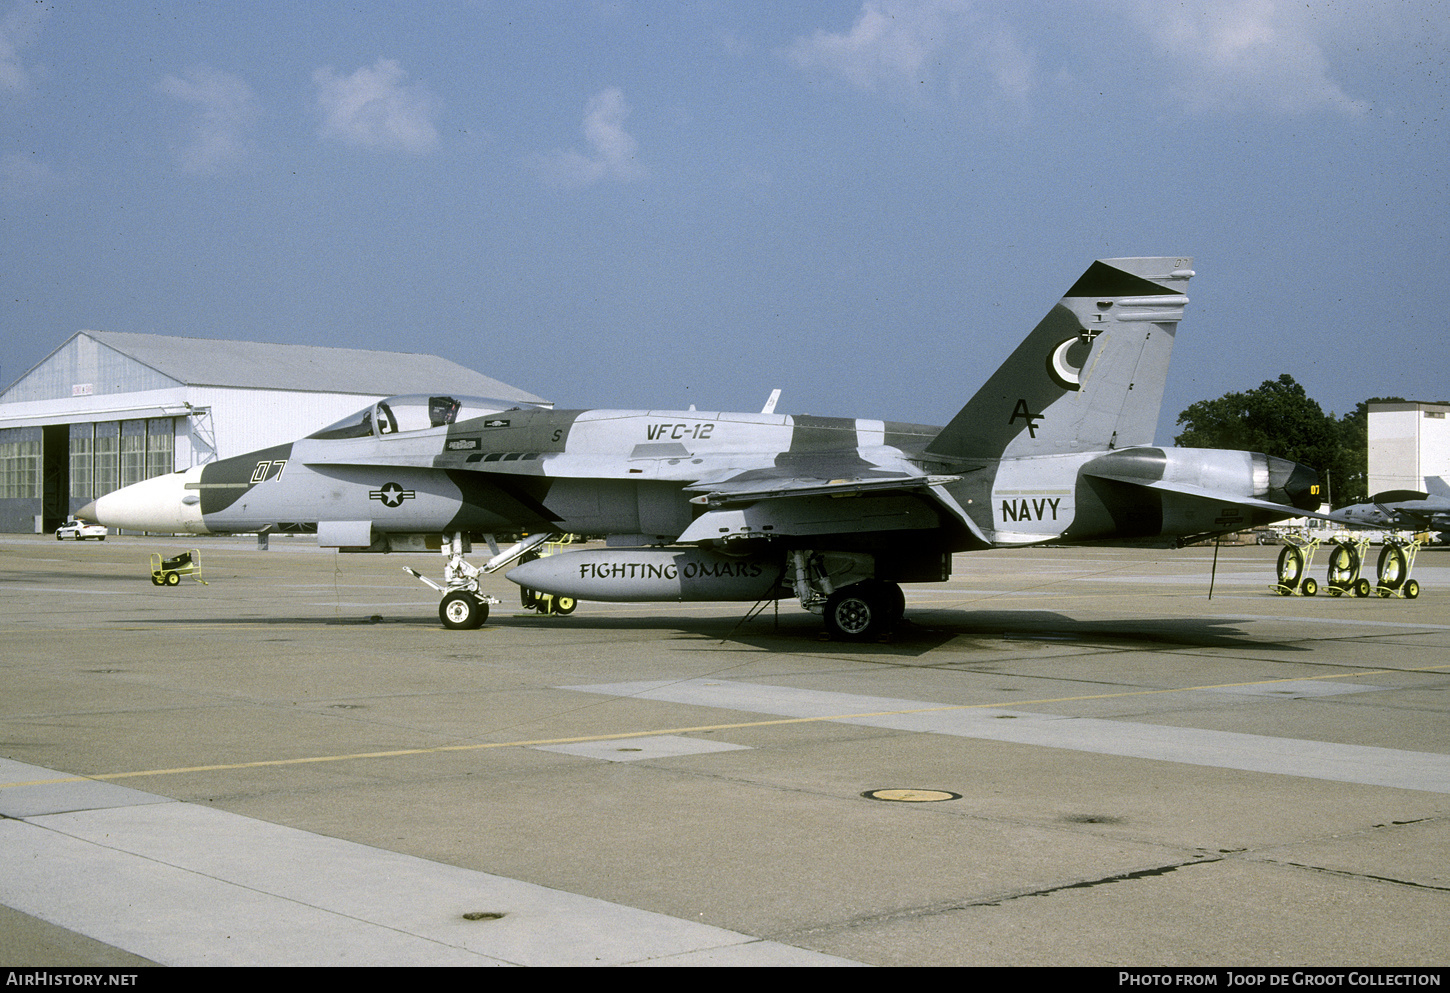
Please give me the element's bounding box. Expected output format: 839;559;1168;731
1050;338;1081;390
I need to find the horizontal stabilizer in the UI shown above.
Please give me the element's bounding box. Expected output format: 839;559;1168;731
1106;477;1341;524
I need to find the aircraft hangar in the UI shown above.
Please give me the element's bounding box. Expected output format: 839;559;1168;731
0;330;548;534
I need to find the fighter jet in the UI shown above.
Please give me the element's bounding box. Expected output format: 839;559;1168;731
1336;477;1450;534
84;257;1323;639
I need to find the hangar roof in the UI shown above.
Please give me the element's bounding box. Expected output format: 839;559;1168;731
1;331;549;406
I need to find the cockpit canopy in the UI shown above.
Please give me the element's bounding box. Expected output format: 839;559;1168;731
309;395;540;440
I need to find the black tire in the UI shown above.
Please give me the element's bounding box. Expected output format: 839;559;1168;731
1377;545;1408;590
151;574;163;586
164;571;180;586
1326;544;1359;587
883;581;906;624
439;591;486;630
1302;577;1317;597
552;596;577;615
1404;579;1420;600
824;583;891;641
1276;546;1305;588
1354;578;1372;598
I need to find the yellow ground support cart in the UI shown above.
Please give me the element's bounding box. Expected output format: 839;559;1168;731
1272;534;1322;596
1374;533;1422;599
1324;534;1374;597
150;549;207;587
515;538;578;615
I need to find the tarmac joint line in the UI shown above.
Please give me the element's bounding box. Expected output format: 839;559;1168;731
2;664;1447;793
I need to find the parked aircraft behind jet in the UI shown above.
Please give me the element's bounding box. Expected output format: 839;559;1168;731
85;257;1324;639
1337;476;1450;535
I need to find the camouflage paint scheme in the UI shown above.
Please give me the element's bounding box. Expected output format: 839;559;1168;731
88;258;1323;637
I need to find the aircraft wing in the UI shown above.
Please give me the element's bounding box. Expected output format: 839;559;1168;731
675;460;974;544
684;472;961;507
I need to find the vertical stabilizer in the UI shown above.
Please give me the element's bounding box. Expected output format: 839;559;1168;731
927;257;1193;461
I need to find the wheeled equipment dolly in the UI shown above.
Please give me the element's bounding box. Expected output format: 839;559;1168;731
150;549;207;587
1374;533;1423;599
1324;534;1373;597
1272;534;1322;596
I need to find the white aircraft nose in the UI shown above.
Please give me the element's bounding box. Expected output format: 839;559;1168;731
89;467;208;534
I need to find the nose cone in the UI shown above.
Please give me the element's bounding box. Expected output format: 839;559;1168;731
90;468;207;533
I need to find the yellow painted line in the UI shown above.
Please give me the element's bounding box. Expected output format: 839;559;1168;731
4;663;1447;791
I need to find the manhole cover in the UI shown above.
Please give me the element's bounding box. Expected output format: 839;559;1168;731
862;789;961;803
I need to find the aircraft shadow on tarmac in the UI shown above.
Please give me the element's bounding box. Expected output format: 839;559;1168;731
712;607;1310;657
116;605;1307;659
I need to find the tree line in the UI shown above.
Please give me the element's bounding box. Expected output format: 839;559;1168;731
1172;373;1402;507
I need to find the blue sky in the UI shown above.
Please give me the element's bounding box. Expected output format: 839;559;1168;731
3;1;1447;442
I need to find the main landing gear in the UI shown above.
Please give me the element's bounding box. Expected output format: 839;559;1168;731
821;580;906;641
790;550;905;641
404;532;558;630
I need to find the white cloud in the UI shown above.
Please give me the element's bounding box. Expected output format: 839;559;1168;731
1124;0;1370;116
157;68;261;175
0;0;51;94
313;58;440;154
535;87;645;187
786;1;1375;117
782;0;1035;102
